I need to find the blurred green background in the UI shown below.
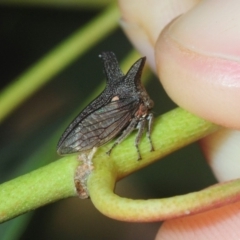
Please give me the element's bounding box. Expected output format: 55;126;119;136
0;1;217;239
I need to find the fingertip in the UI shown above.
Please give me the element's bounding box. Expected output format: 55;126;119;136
155;17;240;128
156;201;240;240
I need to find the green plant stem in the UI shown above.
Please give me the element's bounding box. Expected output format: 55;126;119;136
88;110;240;221
0;3;119;123
89;165;240;221
0;108;222;223
0;157;79;223
94;108;220;178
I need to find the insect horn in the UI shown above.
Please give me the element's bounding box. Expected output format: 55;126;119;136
99;52;123;84
124;56;146;86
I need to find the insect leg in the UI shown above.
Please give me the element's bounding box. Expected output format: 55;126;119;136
135;118;147;160
147;113;154;151
106;118;138;156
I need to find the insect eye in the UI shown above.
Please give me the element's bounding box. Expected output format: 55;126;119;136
148;99;154;108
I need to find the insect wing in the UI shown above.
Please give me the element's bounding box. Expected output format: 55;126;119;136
57;97;139;155
57;51;153;159
57;52;124;153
